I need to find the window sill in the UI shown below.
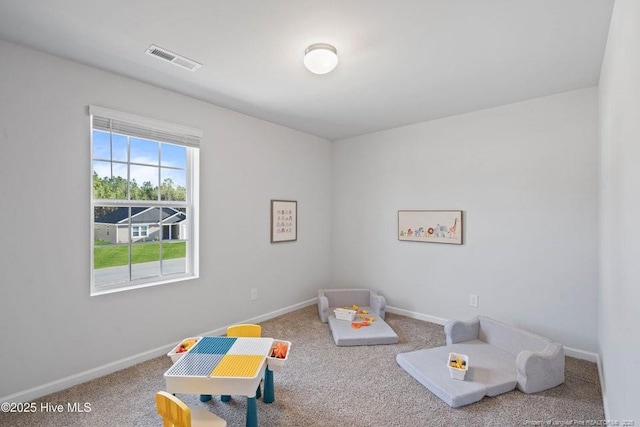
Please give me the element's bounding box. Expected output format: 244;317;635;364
90;273;198;296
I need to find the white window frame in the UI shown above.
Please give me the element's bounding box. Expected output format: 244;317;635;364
131;224;149;238
90;106;201;296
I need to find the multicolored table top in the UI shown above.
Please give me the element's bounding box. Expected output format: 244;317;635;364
165;336;274;379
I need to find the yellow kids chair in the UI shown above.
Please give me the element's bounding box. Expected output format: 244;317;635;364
226;324;262;338
155;391;226;427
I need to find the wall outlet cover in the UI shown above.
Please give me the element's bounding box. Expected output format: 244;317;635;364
469;294;479;307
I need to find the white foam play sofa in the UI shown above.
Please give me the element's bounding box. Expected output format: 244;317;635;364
396;316;565;408
317;288;399;346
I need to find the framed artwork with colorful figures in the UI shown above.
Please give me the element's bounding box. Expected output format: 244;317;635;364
271;200;297;243
398;210;463;244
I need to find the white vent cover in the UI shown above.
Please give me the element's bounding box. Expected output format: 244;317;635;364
145;45;201;71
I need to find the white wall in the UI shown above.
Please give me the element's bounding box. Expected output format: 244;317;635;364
0;32;613;404
598;0;640;421
332;88;599;352
0;39;332;399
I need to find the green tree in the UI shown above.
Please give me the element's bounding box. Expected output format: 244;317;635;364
93;173;184;201
141;181;156;200
93;172;126;199
161;178;186;201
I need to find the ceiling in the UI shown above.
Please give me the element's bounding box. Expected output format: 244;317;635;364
0;0;614;141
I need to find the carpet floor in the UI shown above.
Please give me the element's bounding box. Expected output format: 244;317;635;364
0;305;604;426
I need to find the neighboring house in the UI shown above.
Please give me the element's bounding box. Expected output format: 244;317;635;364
94;207;187;244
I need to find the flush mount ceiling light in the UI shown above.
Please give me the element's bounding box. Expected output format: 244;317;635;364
304;43;338;75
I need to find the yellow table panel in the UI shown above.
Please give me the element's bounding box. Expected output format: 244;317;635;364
211;354;264;378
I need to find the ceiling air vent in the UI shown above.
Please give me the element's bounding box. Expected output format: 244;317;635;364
145;45;201;71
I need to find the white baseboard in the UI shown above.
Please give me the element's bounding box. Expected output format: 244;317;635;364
563;346;599;362
199;298;318;337
4;299;604;406
1;298;317;404
1;344;172;404
386;305;449;325
596;353;610;420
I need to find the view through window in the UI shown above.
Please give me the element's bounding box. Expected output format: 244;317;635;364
90;107;200;294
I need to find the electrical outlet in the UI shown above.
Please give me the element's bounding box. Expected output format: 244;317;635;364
251;288;258;301
469;294;479;308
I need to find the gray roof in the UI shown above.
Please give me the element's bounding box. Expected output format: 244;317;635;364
95;207;185;224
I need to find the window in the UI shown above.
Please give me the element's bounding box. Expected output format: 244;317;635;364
132;225;149;238
90;106;201;295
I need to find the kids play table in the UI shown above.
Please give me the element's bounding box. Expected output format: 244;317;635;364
164;336;276;427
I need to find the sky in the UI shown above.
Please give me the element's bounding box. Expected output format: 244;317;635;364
92;130;187;188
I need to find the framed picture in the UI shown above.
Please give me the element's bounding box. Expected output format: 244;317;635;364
398;210;463;244
271;200;297;243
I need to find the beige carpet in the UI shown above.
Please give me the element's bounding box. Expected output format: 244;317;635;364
0;306;604;426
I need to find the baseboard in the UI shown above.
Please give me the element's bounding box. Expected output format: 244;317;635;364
199;298;318;337
4;299;602;405
1;344;172;404
596;353;610;420
1;298;317;404
563;346;599;362
386;305;449;325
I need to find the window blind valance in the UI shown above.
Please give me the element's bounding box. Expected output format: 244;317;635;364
89;105;202;148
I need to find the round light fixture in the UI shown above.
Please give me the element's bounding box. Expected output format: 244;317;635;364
304;43;338;75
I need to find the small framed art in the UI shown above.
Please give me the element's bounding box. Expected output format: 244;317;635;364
398;210;463;244
271;200;297;243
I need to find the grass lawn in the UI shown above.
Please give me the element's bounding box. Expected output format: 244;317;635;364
94;241;186;269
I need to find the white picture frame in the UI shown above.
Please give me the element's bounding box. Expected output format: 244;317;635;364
398;210;463;244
